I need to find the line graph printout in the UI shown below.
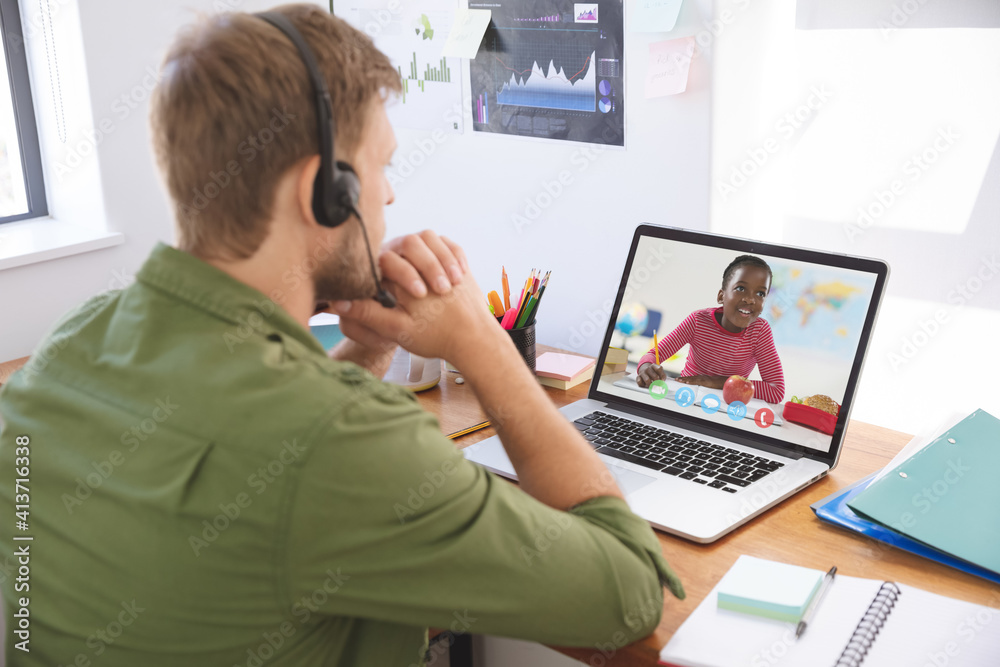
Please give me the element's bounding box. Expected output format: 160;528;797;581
468;1;624;146
335;1;463;133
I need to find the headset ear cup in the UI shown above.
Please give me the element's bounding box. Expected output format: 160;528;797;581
311;169;332;227
312;161;360;228
334;160;361;212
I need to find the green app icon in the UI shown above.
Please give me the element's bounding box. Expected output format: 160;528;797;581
648;380;668;400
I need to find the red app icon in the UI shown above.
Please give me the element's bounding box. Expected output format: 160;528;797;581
754;407;775;429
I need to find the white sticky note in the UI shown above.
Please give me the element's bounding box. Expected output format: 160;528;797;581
631;0;685;33
441;9;492;59
645;37;695;98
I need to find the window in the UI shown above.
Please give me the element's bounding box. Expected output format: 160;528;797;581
712;0;1000;242
0;0;47;224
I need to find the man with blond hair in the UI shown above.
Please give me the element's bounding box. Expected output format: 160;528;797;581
0;4;682;665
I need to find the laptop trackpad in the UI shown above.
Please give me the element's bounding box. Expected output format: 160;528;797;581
604;462;657;497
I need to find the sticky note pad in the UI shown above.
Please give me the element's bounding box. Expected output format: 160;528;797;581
535;353;596;381
717;556;823;623
309;324;343;352
442;9;492;59
631;0;685;33
645;37;695;99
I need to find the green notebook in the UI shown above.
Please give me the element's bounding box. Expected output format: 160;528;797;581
848;409;1000;575
716;555;823;623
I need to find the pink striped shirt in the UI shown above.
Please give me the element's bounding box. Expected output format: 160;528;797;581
638;307;785;404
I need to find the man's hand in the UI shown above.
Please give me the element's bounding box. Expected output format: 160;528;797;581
325;230;469;377
636;362;667;388
330;270;497;369
335;237;626;511
380;230;468;297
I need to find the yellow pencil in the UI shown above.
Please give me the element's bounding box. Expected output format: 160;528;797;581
448;420;491;440
653;330;660;365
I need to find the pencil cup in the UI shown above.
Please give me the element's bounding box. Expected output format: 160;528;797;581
507;321;536;373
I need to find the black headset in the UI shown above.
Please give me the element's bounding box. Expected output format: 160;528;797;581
256;11;395;308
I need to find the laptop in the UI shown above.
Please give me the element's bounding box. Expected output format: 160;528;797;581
464;224;889;543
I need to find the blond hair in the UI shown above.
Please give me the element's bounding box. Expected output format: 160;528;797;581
150;4;400;260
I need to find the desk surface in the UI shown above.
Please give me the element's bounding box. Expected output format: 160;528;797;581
418;347;1000;666
3;352;998;665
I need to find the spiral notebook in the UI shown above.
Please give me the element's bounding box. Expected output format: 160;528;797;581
659;556;1000;667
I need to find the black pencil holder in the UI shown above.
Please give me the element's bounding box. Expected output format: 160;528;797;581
507;321;536;373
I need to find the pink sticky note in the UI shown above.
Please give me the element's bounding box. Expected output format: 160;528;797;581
535;353;596;381
645;37;695;99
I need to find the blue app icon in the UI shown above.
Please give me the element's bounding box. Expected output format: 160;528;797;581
675;386;695;408
701;393;721;415
727;400;747;421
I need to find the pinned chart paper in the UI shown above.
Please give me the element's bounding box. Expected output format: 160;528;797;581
467;1;626;147
645;37;695;98
631;0;685;33
335;0;465;133
441;9;492;59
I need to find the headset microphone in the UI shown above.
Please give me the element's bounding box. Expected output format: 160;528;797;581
256;11;395;309
351;205;397;309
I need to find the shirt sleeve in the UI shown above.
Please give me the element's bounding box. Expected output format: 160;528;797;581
637;312;697;369
282;380;684;647
750;320;785;403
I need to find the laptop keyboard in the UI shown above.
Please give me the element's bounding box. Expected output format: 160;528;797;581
574;411;784;493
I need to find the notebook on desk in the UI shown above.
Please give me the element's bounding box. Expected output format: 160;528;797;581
465;224;889;542
660;555;1000;667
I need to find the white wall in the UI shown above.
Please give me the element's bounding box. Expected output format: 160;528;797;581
380;2;714;357
0;0;713;363
710;0;1000;434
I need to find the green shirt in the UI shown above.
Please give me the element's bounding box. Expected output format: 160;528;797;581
0;243;683;666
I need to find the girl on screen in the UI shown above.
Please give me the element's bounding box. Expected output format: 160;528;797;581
635;255;785;404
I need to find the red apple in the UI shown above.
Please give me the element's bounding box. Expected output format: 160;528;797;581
723;375;754;404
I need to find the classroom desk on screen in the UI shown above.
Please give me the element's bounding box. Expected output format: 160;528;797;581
418;345;1000;667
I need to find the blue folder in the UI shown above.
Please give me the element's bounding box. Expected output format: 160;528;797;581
810;472;1000;585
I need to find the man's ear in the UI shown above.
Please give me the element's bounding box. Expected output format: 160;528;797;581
295;155;323;228
717;288;724;304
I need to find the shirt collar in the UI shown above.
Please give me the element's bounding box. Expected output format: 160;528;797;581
710;306;745;337
136;242;327;357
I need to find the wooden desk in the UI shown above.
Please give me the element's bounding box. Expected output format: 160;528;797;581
418;347;1000;666
5;352;997;664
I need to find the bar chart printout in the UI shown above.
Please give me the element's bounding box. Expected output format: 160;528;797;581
335;0;463;132
468;1;624;146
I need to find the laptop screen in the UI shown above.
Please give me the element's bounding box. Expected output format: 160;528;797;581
591;227;887;459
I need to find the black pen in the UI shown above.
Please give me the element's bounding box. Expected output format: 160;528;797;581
796;566;837;638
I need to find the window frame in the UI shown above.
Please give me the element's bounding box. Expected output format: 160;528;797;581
0;0;48;224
